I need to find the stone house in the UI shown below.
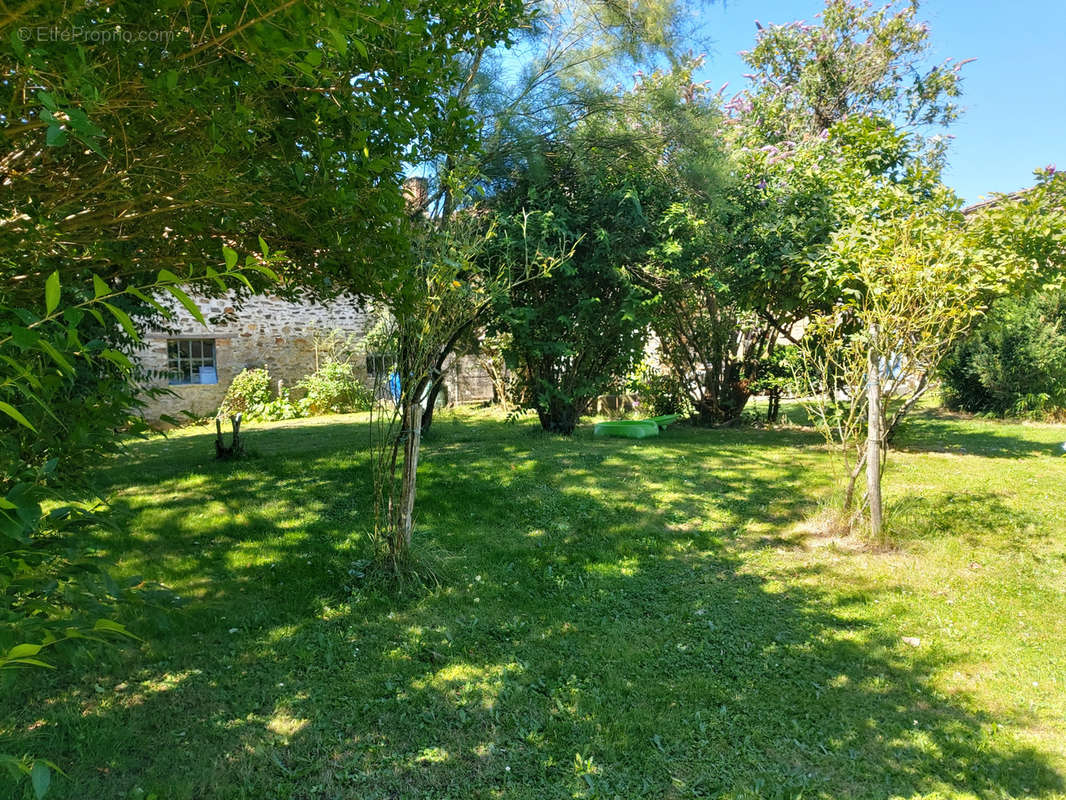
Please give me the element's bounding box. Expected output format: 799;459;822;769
135;292;494;421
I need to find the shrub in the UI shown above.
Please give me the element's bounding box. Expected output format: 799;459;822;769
629;366;692;418
247;389;304;422
297;361;373;415
940;288;1066;417
219;368;273;417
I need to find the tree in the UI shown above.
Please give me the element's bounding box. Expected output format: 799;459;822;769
369;215;564;571
940;168;1066;416
735;0;966;142
940;287;1066;417
2;0;522;302
476;57;740;432
798;211;977;533
0;0;526;556
747;344;806;423
792;117;957;531
605;64;773;426
406;0;711;429
434;0;711;213
797;161;1066;536
639;163;819;425
634;0;971;426
487;134;658;433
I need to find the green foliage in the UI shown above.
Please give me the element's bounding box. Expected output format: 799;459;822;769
247;390;306;424
641;0;976;428
748;345;804;394
219;362;374;422
612;64;777;425
0;260;261;797
1;754;59;799
367;216;558;567
790;146;1066;525
737;0;965;141
934;168;1066;421
2;0;524;301
297;361;374;415
1;264;259;660
963;168;1066;294
796;176;973;503
629;366;693;418
432;2;717;432
941;287;1066;418
218;369;274;417
445;0;710;212
489;138;654;434
747;345;808;422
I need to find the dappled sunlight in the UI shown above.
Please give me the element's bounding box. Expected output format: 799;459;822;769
410;746;451;765
136;670;201;697
412;662;523;712
6;412;1066;797
262;623;303;645
266;710;310;739
584;556;639;578
224;537;315;571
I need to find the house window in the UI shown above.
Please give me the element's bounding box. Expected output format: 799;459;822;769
167;339;217;385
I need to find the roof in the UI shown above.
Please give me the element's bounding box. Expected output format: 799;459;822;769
961;188;1032;215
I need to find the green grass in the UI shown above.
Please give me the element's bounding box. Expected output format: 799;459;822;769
4;407;1066;799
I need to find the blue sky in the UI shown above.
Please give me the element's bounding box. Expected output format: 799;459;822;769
691;0;1066;203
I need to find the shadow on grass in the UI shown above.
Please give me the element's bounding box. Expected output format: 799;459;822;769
769;401;1063;460
892;408;1065;459
4;413;1063;799
887;490;1047;552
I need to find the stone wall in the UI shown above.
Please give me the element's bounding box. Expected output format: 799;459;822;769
134;292;494;421
435;350;497;407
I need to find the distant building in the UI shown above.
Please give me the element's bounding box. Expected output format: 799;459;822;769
134;292;494;422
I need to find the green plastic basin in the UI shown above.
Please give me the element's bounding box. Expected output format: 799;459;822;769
593;420;660;438
648;414;680;429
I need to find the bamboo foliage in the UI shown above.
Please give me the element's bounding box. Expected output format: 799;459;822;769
368;214;570;572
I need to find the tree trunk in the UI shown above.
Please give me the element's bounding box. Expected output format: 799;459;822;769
393;396;422;563
537;398;579;435
842;450;866;512
420;320;474;433
693;380;751;425
767;389;780;423
721;377;751;421
866;324;883;539
214;413;243;459
694;394;719;425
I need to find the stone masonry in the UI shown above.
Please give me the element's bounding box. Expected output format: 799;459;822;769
135;291;494;421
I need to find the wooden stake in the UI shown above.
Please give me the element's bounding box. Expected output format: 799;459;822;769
866;323;883;538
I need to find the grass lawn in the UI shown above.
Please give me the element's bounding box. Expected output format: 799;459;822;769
4;407;1066;799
